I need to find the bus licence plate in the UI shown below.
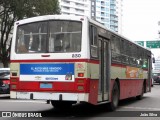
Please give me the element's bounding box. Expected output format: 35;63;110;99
40;83;52;88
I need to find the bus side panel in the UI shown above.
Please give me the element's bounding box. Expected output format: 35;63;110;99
88;80;98;105
109;80;115;102
110;79;144;101
119;79;144;100
110;64;148;101
87;62;99;105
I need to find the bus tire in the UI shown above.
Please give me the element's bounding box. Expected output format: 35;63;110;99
136;83;144;100
108;82;119;111
51;101;72;110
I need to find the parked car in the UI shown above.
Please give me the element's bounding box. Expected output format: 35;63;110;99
153;73;160;84
0;68;10;94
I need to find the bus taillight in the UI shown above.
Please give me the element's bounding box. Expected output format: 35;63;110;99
78;73;84;77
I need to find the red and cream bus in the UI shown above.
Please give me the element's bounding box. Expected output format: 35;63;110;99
10;15;152;111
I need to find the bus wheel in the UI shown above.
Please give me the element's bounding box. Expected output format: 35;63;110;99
51;101;72;110
108;82;119;111
136;84;144;100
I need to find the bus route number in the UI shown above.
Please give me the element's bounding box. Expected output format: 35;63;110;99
72;54;81;58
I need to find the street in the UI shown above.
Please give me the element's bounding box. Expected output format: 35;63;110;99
0;84;160;120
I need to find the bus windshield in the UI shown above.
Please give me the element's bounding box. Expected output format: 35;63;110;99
16;20;82;53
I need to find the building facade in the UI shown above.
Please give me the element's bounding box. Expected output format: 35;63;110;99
59;0;123;33
90;0;123;33
59;0;91;17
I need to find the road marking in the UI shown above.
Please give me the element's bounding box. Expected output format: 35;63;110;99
122;106;160;111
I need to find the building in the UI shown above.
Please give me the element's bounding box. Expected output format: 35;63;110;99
59;0;91;17
116;0;123;34
59;0;123;33
91;0;123;33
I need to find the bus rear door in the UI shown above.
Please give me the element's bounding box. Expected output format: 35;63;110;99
98;37;110;102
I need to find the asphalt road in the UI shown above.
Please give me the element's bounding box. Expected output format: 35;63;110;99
0;83;160;120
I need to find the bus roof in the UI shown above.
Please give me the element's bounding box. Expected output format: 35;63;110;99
15;15;85;25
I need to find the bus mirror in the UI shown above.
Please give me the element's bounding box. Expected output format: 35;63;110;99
152;57;155;63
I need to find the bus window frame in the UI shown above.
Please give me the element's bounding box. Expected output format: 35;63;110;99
89;24;98;59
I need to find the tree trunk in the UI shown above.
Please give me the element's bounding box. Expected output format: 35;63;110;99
2;59;9;68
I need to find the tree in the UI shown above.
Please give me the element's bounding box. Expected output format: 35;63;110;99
0;0;60;67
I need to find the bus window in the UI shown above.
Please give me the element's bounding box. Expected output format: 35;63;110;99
90;25;98;58
16;21;47;53
142;51;148;68
16;21;82;53
114;37;120;54
137;47;143;67
49;21;82;52
130;44;137;66
121;39;129;64
111;36;121;62
143;59;148;68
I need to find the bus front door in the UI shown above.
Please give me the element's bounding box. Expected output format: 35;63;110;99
98;37;110;102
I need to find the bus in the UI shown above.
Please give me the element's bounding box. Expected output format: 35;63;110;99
10;15;152;111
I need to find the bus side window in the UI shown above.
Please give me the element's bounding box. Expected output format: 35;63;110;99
130;44;137;66
142;51;149;68
121;39;129;64
90;25;98;58
111;36;121;62
137;47;143;67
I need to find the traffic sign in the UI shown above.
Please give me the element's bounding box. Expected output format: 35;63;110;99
135;41;144;46
146;41;160;48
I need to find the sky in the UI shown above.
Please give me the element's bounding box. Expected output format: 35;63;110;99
122;0;160;41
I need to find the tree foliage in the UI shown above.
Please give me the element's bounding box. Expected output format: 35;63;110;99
0;0;60;67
